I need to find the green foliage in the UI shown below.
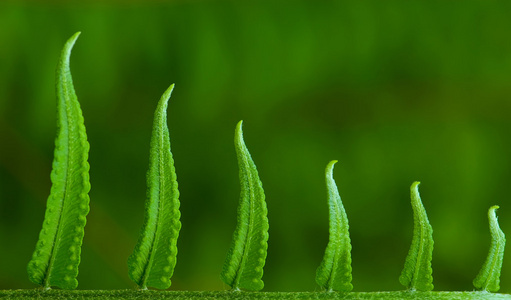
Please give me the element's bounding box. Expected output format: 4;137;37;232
221;121;269;291
127;84;181;290
14;29;511;296
316;161;353;292
473;206;506;292
399;182;434;291
3;1;511;292
26;32;91;290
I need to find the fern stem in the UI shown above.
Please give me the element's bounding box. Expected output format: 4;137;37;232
1;290;510;300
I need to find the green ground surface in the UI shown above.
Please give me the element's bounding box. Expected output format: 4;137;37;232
0;290;510;300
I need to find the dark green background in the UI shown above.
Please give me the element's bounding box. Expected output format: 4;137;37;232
1;0;511;293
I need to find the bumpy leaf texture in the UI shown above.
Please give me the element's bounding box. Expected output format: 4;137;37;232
399;181;434;291
221;121;269;291
316;160;353;292
128;84;181;290
27;32;91;289
473;206;506;292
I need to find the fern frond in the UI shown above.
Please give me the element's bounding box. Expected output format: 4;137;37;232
316;160;353;292
221;121;269;291
473;206;506;292
128;84;181;290
399;181;434;291
27;32;91;290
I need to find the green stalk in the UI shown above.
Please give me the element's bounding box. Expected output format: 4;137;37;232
1;290;510;300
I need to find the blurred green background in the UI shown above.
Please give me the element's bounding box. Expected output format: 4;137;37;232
1;0;511;293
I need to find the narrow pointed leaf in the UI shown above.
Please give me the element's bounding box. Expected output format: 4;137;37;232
221;121;269;291
316;160;353;292
399;181;434;291
128;84;181;290
27;32;91;290
473;205;506;292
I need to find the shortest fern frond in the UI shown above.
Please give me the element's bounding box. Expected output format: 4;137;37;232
399;181;434;291
316;160;353;292
473;205;506;292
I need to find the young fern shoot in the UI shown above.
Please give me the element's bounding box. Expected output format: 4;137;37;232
27;32;91;290
399;181;434;291
128;84;181;290
473;205;506;292
221;121;269;291
316;160;353;292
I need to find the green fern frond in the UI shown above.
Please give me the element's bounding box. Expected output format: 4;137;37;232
128;84;181;290
473;206;506;292
399;181;434;291
316;160;353;292
221;121;269;291
27;32;91;290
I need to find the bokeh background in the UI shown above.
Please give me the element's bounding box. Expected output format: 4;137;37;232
1;0;511;293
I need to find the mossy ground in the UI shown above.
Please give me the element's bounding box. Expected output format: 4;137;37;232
0;290;510;300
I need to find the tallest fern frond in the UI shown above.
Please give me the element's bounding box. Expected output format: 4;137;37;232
27;32;91;290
